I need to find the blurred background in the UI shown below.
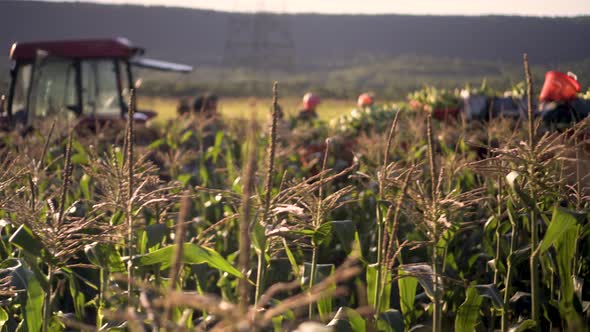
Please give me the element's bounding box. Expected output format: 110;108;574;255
2;0;590;119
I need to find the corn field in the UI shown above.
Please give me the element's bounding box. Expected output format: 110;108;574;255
0;63;590;332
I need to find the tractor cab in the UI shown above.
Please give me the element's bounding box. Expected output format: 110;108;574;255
2;38;191;131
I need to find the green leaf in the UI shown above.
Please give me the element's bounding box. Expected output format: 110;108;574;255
48;315;65;332
19;253;50;291
302;263;335;319
505;171;536;209
398;269;418;327
327;307;354;332
71;139;86;155
366;263;391;313
9;224;45;259
80;173;91;199
85;243;126;273
508;319;536;332
145;223;169;249
71;153;89;165
282;238;300;277
68;273;86;321
134;243;243;278
483;216;497;236
540;207;579;253
148;138;165;149
326;307;366;332
0;307;8;329
437;225;458;252
345;307;366;332
180;131;193;144
455;286;483;332
177;174;192;186
400;264;434;300
313;222;333;246
474;284;503;309
328;220;355;253
11;263;44;332
510;246;531;268
379;309;404;332
553;217;582;325
252;221;267;255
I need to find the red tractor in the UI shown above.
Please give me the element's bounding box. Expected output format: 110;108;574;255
1;37;191;132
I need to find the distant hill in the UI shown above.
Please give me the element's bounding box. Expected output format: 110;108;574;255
1;1;590;98
1;1;590;68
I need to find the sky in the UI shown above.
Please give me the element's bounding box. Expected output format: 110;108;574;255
41;0;590;16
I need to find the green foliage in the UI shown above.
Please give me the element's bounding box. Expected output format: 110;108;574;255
407;86;460;111
0;87;589;331
367;263;392;313
398;271;418;328
12;262;44;332
134;243;243;278
455;286;483;332
330;105;401;137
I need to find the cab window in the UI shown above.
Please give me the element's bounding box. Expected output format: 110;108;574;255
30;58;77;120
81;60;121;117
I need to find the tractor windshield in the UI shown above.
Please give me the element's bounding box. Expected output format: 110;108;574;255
30;58;77;121
21;57;127;123
81;59;124;117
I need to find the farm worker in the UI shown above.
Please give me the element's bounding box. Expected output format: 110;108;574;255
357;92;374;108
193;93;219;118
204;94;219;116
176;97;191;117
193;95;205;114
298;92;320;122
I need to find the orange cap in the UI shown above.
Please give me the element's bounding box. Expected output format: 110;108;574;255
357;93;374;107
303;92;321;110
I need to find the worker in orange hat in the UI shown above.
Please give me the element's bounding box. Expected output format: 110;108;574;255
357;92;375;108
297;92;321;122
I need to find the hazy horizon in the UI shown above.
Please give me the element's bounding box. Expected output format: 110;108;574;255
37;0;590;17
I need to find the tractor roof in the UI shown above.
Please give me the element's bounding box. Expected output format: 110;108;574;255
9;38;142;61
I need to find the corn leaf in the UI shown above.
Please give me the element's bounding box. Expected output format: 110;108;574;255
9;225;46;260
508;319;536;332
252;221;267;255
85;243;126;273
327;307;354;332
455;286;483;332
302;263;335;319
0;306;8;329
282;238;300;277
345;307;366;332
379;309;404;332
10;263;43;332
367;263;392;313
400;264;434;300
145;223;169;249
398;269;418;327
68;273;86;321
554;218;582;325
328;220;355;253
474;284;503;309
134;243;243;278
540;207;579;253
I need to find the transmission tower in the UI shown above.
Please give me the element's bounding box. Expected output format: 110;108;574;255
223;0;296;72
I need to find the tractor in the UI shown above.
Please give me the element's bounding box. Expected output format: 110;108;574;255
0;37;191;133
